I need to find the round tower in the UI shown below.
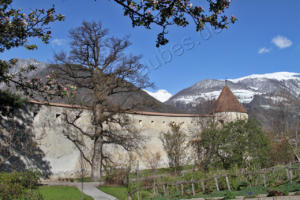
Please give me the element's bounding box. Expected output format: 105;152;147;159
210;86;248;123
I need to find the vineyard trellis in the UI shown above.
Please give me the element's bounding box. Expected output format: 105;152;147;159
128;162;300;199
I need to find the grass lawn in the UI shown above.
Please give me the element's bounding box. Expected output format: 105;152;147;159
38;185;93;200
98;185;128;200
98;185;153;200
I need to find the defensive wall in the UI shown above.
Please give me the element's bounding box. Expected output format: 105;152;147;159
0;86;248;179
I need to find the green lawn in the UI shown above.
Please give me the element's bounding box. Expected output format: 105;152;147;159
98;186;128;200
98;185;153;200
38;185;93;200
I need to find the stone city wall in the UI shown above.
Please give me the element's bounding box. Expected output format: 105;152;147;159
1;101;247;179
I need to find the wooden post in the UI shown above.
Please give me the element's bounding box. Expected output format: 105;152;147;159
225;175;231;191
166;184;168;196
286;168;290;182
153;182;156;195
201;180;205;192
289;169;293;184
262;172;267;188
180;184;184;196
163;184;166;196
248;174;252;187
192;182;196;196
128;194;132;200
136;191;140;200
214;176;220;191
289;163;293;183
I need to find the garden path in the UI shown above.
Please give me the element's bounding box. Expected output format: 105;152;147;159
42;181;116;200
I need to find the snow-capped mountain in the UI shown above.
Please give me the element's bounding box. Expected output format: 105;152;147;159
144;89;172;102
166;72;300;107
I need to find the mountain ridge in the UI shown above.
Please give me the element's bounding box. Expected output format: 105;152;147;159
165;71;300;130
2;59;182;114
166;71;300;106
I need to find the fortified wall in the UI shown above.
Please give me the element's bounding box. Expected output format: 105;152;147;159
0;86;248;179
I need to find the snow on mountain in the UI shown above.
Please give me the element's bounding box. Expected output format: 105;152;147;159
144;89;172;102
166;72;300;108
175;91;221;104
229;72;300;83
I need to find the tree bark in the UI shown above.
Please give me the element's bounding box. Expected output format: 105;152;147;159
90;103;104;181
91;137;103;181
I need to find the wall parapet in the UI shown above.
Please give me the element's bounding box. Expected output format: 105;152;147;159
27;99;213;118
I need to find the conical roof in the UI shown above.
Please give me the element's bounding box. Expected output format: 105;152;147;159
210;86;247;113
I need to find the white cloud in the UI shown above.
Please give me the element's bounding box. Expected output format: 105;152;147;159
51;38;66;47
272;36;292;49
144;89;172;102
258;47;271;54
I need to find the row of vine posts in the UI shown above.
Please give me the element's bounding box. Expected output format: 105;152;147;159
129;162;300;199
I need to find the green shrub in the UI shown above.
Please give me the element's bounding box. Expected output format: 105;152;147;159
19;170;41;189
283;191;289;196
0;171;42;200
237;181;248;191
223;191;235;200
0;181;24;200
0;170;40;189
134;190;153;200
105;168;129;186
23;190;44;200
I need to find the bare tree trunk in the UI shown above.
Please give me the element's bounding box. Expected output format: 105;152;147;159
91;137;103;181
90;103;104;181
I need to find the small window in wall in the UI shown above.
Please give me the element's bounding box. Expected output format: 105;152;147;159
56;113;61;118
151;120;154;123
139;120;142;124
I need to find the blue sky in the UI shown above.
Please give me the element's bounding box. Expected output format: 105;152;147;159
1;0;300;95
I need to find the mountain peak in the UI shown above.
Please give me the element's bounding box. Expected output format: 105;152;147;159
144;89;172;102
229;72;300;83
166;71;300;113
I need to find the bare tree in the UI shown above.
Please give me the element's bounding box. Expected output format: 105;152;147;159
160;122;187;174
142;150;161;171
195;98;215;114
54;21;151;181
269;88;300;161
